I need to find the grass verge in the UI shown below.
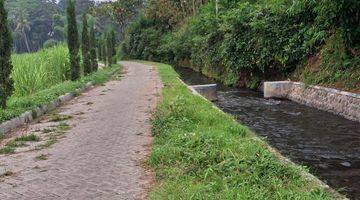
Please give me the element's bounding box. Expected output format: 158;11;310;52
148;62;334;199
0;64;121;125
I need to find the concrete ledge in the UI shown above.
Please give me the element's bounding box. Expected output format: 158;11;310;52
0;82;93;135
264;81;360;122
190;84;217;101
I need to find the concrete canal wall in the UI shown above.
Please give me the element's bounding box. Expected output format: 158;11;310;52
264;81;360;122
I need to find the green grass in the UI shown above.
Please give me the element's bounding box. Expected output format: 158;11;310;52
35;154;48;160
56;122;70;133
0;134;40;154
14;134;40;142
148;62;334;199
0;64;121;124
49;114;73;122
0;146;15;154
12;45;70;96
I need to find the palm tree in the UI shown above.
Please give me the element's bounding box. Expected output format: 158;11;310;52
15;13;31;52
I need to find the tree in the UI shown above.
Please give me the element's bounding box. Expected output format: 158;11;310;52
7;0;60;53
0;0;14;108
82;14;91;75
110;29;117;64
97;38;102;62
95;0;142;28
67;0;80;80
106;28;117;66
89;24;98;72
101;35;107;64
15;13;31;52
59;0;95;15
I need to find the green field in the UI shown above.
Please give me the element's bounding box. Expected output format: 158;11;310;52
148;62;334;199
11;45;70;96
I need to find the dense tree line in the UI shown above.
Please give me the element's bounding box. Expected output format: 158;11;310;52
122;0;360;90
0;0;122;108
4;0;129;53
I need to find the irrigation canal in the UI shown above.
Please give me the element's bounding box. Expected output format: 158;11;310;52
175;66;360;199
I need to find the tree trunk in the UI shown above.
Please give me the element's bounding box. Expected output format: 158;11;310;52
22;30;31;52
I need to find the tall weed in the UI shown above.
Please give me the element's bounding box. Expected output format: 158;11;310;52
11;45;70;96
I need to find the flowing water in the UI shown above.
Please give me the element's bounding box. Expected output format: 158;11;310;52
175;66;360;199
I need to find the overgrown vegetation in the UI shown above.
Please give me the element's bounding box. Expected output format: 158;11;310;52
11;45;69;96
0;133;40;154
122;0;359;91
4;0;140;53
149;62;334;199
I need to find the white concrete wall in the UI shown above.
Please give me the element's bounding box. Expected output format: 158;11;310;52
264;81;360;122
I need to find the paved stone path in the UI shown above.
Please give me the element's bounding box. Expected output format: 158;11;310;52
0;62;162;199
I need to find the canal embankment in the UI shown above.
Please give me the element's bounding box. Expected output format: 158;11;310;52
264;81;360;122
173;65;359;199
146;61;339;199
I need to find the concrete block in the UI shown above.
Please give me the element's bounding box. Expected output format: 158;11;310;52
264;81;292;99
263;81;360;122
190;84;218;101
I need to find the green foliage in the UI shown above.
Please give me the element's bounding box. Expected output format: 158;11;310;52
11;45;70;96
14;134;39;142
5;0;61;53
89;24;98;72
0;146;15;154
67;0;80;81
120;15;164;61
43;39;59;49
122;0;359;89
149;62;333;199
106;28;117;65
81;13;91;75
0;0;14;108
99;34;107;63
297;31;360;90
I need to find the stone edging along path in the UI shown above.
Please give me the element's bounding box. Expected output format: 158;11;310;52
0;83;92;135
0;68;120;135
178;77;347;200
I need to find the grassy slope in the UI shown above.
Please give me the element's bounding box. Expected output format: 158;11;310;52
0;64;121;124
149;62;334;199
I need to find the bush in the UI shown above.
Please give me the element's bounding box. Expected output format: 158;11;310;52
122;0;359;89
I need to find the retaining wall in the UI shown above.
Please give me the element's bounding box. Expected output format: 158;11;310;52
264;81;360;122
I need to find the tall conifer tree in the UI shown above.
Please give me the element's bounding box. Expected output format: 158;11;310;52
81;14;91;75
67;0;80;80
89;26;98;71
110;29;117;64
106;29;117;65
102;34;107;65
0;0;13;108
